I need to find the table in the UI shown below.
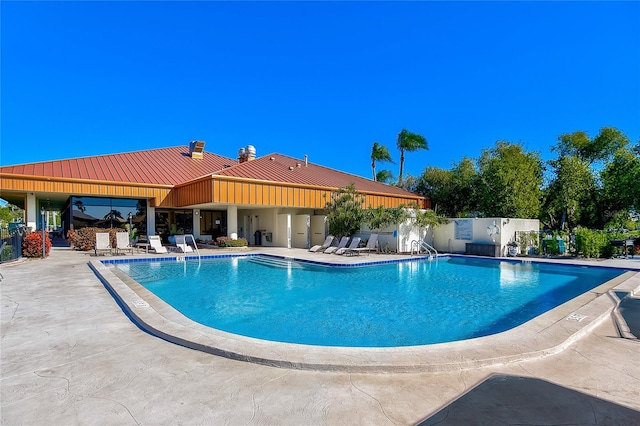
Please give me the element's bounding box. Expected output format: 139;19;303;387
135;243;151;254
610;239;634;258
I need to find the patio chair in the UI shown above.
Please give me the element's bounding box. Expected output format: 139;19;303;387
94;232;112;256
323;236;349;254
115;232;134;255
309;235;334;253
174;235;193;253
345;234;379;256
334;237;361;255
148;235;168;254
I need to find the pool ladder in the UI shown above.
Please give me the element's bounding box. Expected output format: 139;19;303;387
183;234;201;263
411;240;438;260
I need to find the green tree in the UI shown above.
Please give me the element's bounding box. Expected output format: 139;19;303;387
542;155;597;230
415;158;478;217
365;206;409;231
0;203;24;226
396;129;428;184
415;166;454;214
0;206;13;225
324;184;367;239
411;207;448;230
477;141;542;218
397;173;419;193
375;170;395;184
449;157;478;217
600;147;640;216
371;142;394;181
553;127;629;166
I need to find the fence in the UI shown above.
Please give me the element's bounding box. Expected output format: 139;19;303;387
1;228;25;263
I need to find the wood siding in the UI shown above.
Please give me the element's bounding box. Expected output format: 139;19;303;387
177;176;428;209
1;173;429;210
173;178;213;207
0;174;172;205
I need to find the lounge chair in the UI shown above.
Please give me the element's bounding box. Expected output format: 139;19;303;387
148;235;168;254
346;234;379;256
323;236;349;254
309;235;334;253
115;232;134;255
94;232;112;256
334;237;361;255
174;235;193;253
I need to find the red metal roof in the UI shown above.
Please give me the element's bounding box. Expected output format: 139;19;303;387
0;147;236;186
0;147;424;200
216;153;421;198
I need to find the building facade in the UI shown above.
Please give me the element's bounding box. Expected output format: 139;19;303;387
0;142;429;249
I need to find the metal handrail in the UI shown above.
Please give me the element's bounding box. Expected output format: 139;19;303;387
411;240;438;259
184;234;201;263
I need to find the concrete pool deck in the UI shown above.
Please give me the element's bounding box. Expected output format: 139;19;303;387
2;247;639;424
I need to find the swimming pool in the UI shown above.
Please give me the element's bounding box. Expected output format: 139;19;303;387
114;255;625;347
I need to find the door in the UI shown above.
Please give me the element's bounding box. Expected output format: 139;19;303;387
292;214;310;249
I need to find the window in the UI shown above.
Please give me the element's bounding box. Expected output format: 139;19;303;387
68;197;147;237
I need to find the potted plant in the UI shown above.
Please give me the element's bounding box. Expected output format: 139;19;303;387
124;224;138;244
507;240;519;256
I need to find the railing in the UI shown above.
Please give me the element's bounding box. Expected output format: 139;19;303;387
183;234;201;263
410;240;438;259
1;232;24;264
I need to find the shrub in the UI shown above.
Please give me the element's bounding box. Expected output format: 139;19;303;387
574;228;614;258
215;236;248;247
1;244;14;261
22;231;52;258
544;239;560;255
67;227;118;251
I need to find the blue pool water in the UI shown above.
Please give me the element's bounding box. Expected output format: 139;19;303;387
115;256;625;347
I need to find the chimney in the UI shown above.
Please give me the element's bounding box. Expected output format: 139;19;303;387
304;154;308;167
189;141;205;159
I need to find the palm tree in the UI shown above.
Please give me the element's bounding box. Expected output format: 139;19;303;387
370;142;394;181
376;170;394;184
397;129;428;184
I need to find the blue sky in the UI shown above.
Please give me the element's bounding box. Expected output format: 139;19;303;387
2;1;639;182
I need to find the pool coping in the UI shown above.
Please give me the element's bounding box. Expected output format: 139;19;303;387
89;254;640;373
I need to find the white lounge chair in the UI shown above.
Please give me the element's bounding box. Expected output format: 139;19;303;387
335;237;361;255
323;236;349;254
148;235;168;254
346;234;379;256
115;232;134;255
174;235;193;253
94;232;112;256
309;235;334;253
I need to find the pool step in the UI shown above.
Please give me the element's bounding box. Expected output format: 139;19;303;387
248;256;304;269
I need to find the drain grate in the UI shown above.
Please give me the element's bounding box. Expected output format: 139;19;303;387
132;299;149;308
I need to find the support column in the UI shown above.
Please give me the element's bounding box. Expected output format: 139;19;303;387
26;193;37;231
227;205;238;239
192;209;201;237
147;204;156;236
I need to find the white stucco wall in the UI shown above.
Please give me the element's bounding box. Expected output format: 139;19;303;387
432;217;540;256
